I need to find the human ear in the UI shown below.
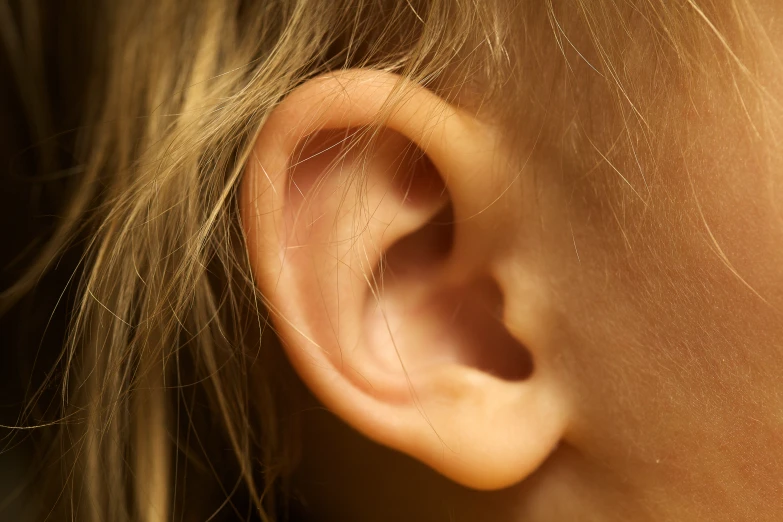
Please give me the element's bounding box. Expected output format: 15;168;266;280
240;70;571;490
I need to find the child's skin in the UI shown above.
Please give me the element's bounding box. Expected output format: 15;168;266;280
240;3;783;521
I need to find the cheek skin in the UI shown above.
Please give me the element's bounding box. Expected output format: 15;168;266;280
525;81;783;519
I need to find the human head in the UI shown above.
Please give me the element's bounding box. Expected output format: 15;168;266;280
4;0;783;520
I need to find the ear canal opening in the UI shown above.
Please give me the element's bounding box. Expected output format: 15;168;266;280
444;277;534;382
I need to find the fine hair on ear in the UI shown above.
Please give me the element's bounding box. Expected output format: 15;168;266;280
1;1;777;522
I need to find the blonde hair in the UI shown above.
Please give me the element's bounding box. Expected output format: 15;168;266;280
1;1;777;521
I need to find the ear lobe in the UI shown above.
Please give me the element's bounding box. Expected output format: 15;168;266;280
241;70;571;490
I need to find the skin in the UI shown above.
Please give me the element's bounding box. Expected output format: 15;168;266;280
243;3;783;521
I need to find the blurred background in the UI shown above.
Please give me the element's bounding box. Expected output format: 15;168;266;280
1;1;99;518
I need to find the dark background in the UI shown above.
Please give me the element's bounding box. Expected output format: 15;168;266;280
1;1;99;518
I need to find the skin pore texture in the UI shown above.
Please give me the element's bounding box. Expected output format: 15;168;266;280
240;4;783;522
